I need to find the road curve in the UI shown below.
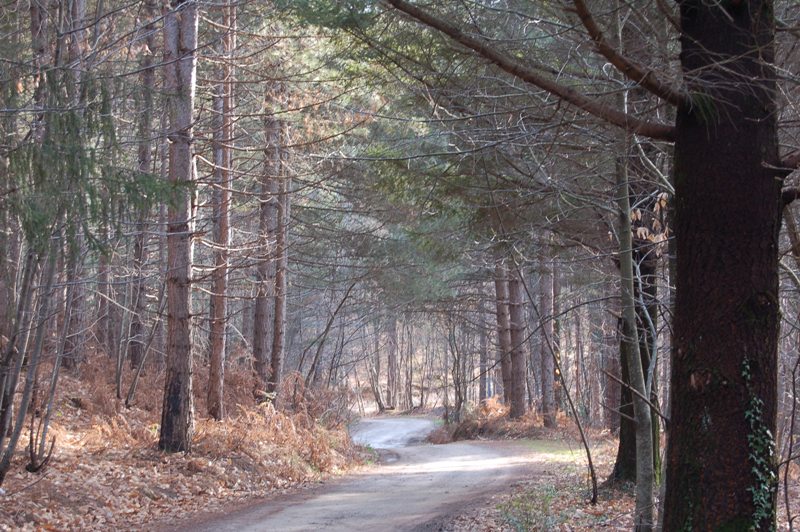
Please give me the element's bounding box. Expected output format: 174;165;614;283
172;417;537;531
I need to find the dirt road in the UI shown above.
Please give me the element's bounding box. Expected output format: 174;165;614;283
173;417;545;531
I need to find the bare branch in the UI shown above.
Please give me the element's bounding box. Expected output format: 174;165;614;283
382;0;676;142
569;0;689;108
780;150;800;176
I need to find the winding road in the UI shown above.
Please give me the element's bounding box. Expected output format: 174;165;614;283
174;417;547;531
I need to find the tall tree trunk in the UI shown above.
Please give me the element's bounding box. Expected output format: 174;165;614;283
267;123;290;402
478;295;488;401
386;317;398;408
664;3;781;529
207;89;227;418
159;0;198;453
128;0;157;371
62;232;85;371
207;0;235;420
539;255;556;428
551;258;561;411
405;322;414;408
617;151;654;531
508;266;527;418
252;90;281;383
368;321;386;411
612;239;660;482
493;258;513;406
96;224;110;354
574;311;584;416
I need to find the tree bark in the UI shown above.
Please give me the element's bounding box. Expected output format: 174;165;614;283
267;124;290;402
207;0;235;420
664;3;781;529
539;256;556;428
493;258;513;406
612;235;659;483
478;295;488;401
159;0;198;453
508;266;527;419
253;91;281;383
128;0;157;371
386;317;398;408
617;152;654;531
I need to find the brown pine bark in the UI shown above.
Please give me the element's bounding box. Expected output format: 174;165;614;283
267;124;290;402
539;256;556;428
478;296;488;401
493;258;513;406
128;0;157;371
159;0;198;453
386;317;398;408
611;238;658;483
664;3;781;529
207;1;235;420
252;90;281;384
207;89;227;419
507;267;528;419
616;152;654;530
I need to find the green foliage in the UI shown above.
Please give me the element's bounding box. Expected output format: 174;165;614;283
274;0;372;30
689;91;719;125
741;357;777;530
5;65;168;254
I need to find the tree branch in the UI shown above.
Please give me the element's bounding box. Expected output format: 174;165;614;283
569;0;689;108
383;0;676;142
783;187;800;207
779;150;800;177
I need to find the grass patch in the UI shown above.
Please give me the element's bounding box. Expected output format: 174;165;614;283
499;483;565;531
522;439;579;458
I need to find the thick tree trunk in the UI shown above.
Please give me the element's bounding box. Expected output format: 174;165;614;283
664;3;781;529
159;0;198;453
493;258;513;406
539;256;556;428
508;266;527;418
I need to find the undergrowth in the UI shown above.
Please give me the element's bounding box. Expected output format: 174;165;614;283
0;355;361;530
428;396;569;444
499;484;562;531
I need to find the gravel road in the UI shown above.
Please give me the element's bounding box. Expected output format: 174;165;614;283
173;417;538;531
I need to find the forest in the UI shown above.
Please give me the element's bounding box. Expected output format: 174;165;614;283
1;0;800;530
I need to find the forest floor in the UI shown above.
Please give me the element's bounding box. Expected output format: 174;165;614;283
4;361;800;531
0;357;362;531
435;401;800;531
